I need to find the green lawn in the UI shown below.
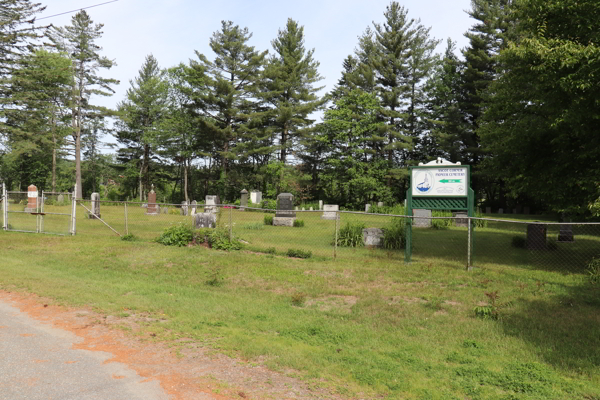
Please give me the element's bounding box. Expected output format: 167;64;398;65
1;203;599;399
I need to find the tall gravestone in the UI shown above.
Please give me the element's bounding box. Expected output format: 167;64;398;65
180;201;188;216
240;189;248;211
273;193;295;226
413;209;432;228
195;212;216;229
365;204;371;213
204;195;220;213
321;204;339;220
146;189;158;215
57;194;64;204
318;200;323;210
190;200;197;216
91;192;101;219
25;184;37;212
250;191;262;205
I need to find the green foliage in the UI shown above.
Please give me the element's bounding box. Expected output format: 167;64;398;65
242;222;263;230
473;211;488;228
473;305;497;320
586;257;600;284
208;228;241;251
261;199;277;211
369;203;406;215
286;248;312;259
156;224;194;247
431;210;452;230
291;291;306;306
120;234;137;242
265;247;277;255
336;221;365;247
383;218;406;250
511;236;526;249
263;215;273;226
293;219;305;228
205;265;224;287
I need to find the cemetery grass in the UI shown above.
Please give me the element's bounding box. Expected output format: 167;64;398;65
0;228;599;398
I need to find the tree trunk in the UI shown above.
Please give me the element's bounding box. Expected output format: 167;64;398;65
280;122;288;164
183;159;189;204
74;113;82;199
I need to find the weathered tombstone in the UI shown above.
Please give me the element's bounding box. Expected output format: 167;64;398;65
146;189;158;215
91;192;101;218
204;195;220;213
240;189;248;211
309;207;313;211
523;206;530;215
557;219;574;242
365;204;371;213
188;200;196;216
162;207;169;214
498;208;504;214
250;190;262;205
295;206;299;211
377;201;384;207
25;184;37;212
485;206;491;214
57;194;64;204
321;204;339;220
453;212;468;228
413;209;432;228
180;201;188;216
363;228;384;248
194;213;217;229
318;200;323;210
273;193;295;226
302;207;305;211
527;223;547;250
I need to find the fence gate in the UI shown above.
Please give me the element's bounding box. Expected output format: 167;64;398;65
2;184;74;236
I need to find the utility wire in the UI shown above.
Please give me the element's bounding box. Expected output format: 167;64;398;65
36;0;120;21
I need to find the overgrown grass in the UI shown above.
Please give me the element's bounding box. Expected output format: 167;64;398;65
0;227;599;399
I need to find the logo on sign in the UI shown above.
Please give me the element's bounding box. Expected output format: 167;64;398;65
415;171;434;194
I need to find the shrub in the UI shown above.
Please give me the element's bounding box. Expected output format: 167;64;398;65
264;215;273;225
335;221;365;247
261;199;277;211
121;234;137;241
370;204;406;215
205;265;224;286
293;219;305;227
208;228;241;251
242;222;263;230
431;210;452;230
156;224;194;247
383;218;406;250
586;257;600;284
286;248;312;259
265;247;276;254
474;211;488;228
511;236;526;248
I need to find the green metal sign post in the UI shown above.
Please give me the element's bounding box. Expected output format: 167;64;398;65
404;158;475;267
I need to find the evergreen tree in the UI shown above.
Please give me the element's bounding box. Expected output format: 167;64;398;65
116;54;167;201
50;10;118;198
259;18;324;164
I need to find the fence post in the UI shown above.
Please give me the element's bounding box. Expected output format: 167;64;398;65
229;205;233;243
40;190;44;233
2;183;7;230
467;217;472;270
124;202;129;235
70;185;77;235
334;211;339;259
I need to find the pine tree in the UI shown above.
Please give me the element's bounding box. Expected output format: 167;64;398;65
116;54;167;201
50;10;118;198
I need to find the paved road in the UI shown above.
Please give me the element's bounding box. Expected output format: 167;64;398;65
0;299;170;400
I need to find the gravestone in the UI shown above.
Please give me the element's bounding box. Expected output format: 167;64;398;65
527;223;547;250
453;212;468;228
204;195;220;213
240;189;248;210
180;201;188;216
377;201;384;207
523;206;530;215
250;190;262;205
295;206;298;211
141;203;148;208
485;206;491;214
498;208;504;214
363;228;384;248
302;207;305;211
91;192;101;219
321;204;339;220
318;200;323;210
195;213;217;229
25;184;37;212
413;209;432;228
162;207;168;214
190;200;197;216
557;223;574;242
273;193;295;226
365;204;371;213
309;207;313;211
146;189;159;215
57;194;64;204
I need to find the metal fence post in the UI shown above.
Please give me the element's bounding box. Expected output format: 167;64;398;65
229;205;233;243
40;190;44;233
334;211;339;259
467;217;472;270
70;185;77;235
124;202;129;235
2;183;7;230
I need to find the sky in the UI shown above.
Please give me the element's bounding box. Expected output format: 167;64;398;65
34;0;475;149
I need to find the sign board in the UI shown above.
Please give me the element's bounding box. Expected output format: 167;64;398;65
411;166;468;197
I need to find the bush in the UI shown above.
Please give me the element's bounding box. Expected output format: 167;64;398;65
286;248;312;259
265;247;277;254
242;222;263;230
586;257;600;284
431;211;452;230
121;234;137;241
511;236;526;248
293;219;305;227
169;208;180;215
383;218;406;250
156;224;194;247
208;228;241;251
261;199;277;211
474;211;488;228
370;204;406;215
336;221;365;247
264;215;273;225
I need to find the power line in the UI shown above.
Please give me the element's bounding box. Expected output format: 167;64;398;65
36;0;120;21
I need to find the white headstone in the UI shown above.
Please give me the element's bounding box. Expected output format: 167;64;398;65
250;191;262;205
191;200;197;216
377;202;384;207
57;194;64;203
204;195;220;213
321;204;339;220
413;209;432;228
309;207;313;211
318;200;323;210
365;204;371;213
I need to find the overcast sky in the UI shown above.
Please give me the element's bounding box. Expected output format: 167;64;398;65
38;0;475;108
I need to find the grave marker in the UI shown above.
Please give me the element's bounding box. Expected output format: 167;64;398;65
413;209;432;228
146;189;158;215
273;193;295;226
91;193;101;218
321;204;339;220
